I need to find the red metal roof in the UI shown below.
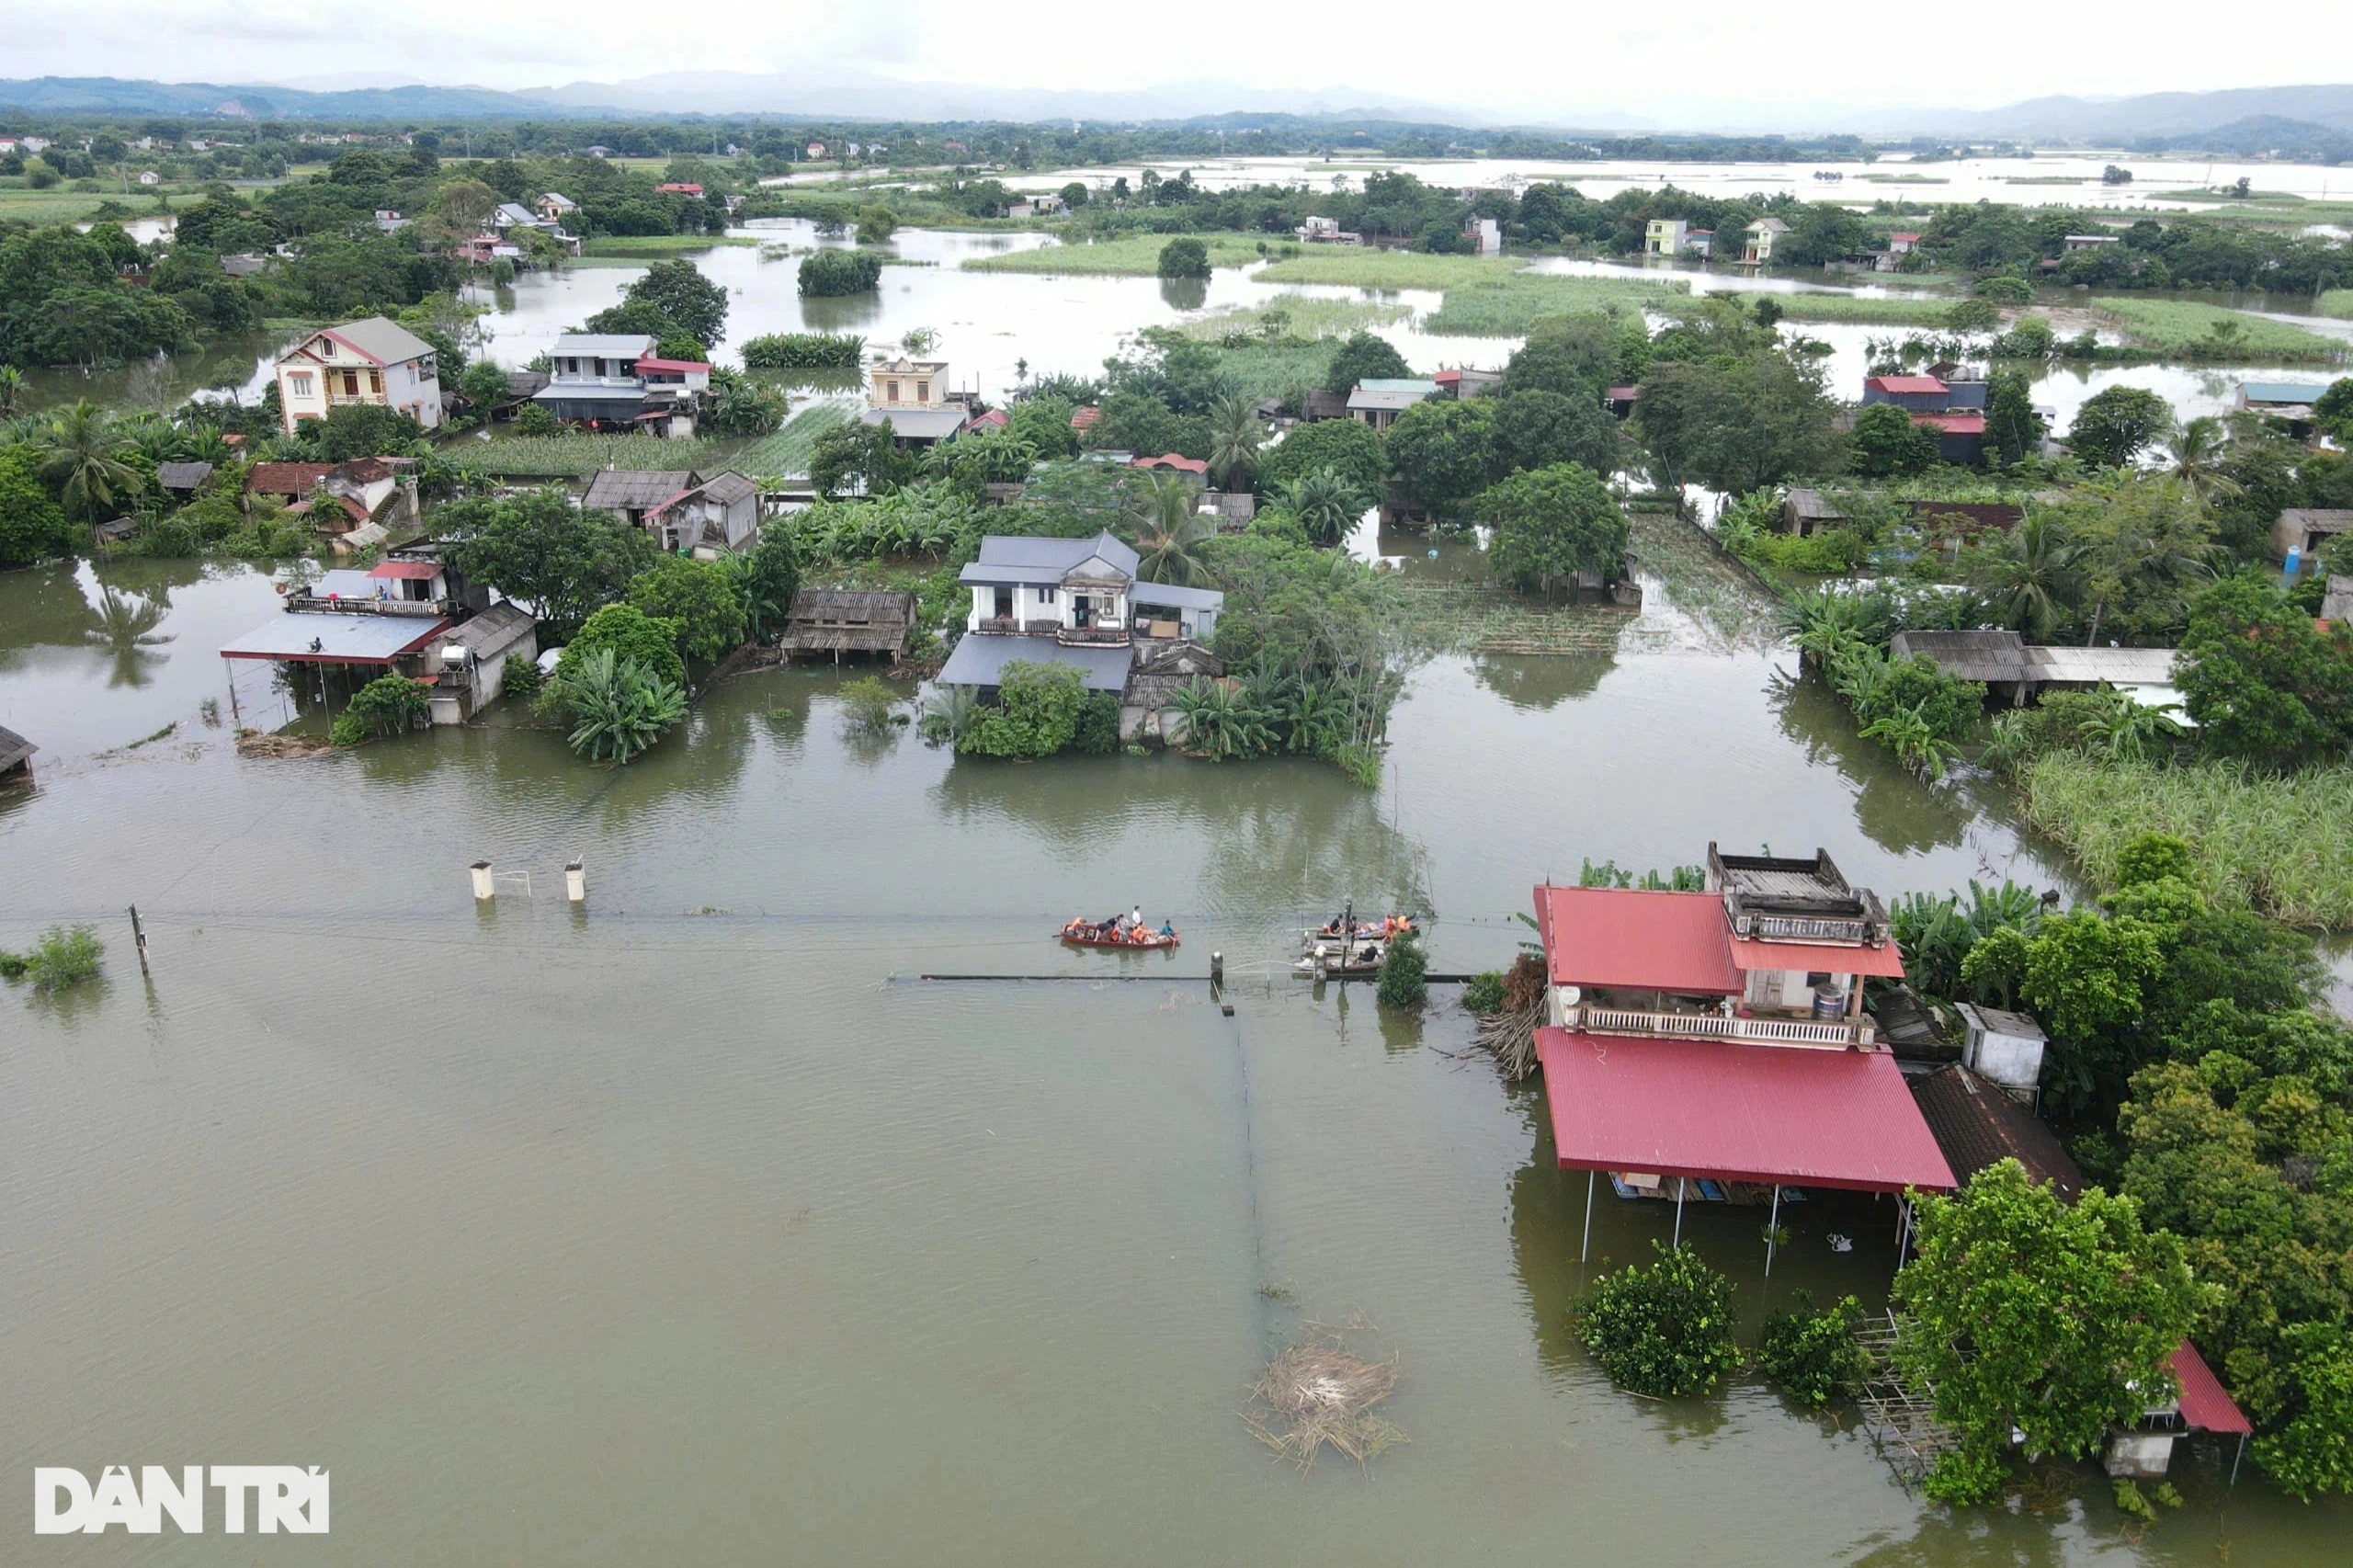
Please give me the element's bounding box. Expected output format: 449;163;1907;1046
1866;375;1949;395
634;358;711;373
1433;368;1461;384
1890;232;1923;243
1913;413;1986;435
2170;1342;2251;1435
1070;405;1102;430
369;561;441;580
1533;886;1742;994
1728;935;1908;977
1606;384;1640;401
1536;1029;1958;1192
655;182;704;195
965;408;1009;430
246;462;335;494
1131;453;1209;474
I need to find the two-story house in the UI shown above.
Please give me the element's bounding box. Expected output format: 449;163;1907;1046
937;531;1223;699
1643;218;1688;256
532;335;702;433
1529;845;1953;1258
1742;216;1790;265
858;356;968;447
273;318;444;437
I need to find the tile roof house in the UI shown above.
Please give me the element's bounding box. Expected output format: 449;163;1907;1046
273;317;443;437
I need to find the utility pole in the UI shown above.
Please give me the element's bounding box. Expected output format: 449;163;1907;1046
128;905;150;977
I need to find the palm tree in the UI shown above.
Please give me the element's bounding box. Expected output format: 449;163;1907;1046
2160;415;2240;509
1969;511;2080;642
1130;472;1216;586
1271;466;1370;547
83;589;176;688
1205;392;1264;491
36;401;143;522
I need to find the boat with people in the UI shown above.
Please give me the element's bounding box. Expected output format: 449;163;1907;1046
1300;910;1420;947
1293;937;1390;979
1059;909;1181;949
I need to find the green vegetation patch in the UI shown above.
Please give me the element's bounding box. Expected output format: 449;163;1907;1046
1175;295;1411;342
960;231;1266;276
2019;754;2353;927
735;400;858;477
462;433;739;479
1390;579;1634;655
2317;289;2353;320
2091;298;2347;361
1729;291;1960;326
1424;272;1690;336
1253;249;1515;291
579;233;758;257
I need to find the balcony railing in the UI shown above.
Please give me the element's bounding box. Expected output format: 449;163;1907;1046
1057;624;1130;646
1736;914;1881;944
283;594;447;618
1563;1002;1873;1049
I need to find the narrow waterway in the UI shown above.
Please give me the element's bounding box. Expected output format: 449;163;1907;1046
6;559;2347;1562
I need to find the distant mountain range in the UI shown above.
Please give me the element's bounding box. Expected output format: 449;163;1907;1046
0;73;2348;152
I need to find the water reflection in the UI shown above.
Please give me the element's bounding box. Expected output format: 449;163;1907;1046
1768;670;1972;857
1471;652;1613;710
1158;277;1211;312
83;588;176;689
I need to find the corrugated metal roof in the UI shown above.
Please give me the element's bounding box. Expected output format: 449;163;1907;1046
320;315;436;366
2022;646;2177;685
369;561;441;580
859;405;968;438
1728;936;1907;977
1867;375;1949;394
1130;580;1224;611
1534;886;1743;994
1536;1029;1957;1192
2241;381;2333;405
2170;1342;2252;1436
584;470;701;510
936;635;1133;692
971;531;1140;577
220;612;448;664
552;334;659;357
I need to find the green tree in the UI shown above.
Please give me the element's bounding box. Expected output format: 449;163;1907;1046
960;660;1086;756
1205;391;1265;491
1257;416;1384;495
628;557;747;662
1893;1161;2205;1503
1129;472;1216;586
2177;574;2353;767
1504;312;1643;398
1574;1243;1741;1398
2020;910;2163;1108
1385;398;1500;517
1479;462;1630;597
2068;385;2174;469
2057;477;2214;645
1269;466;1372;547
1849;402;1939;477
854;205;898;244
310;402;423;462
1377;930;1428;1006
1324;330;1413;395
1155;237;1210;279
456;358;512;414
722;520;801;642
33;401;142;521
557;603;687;691
797;250;883;297
1634;354;1843;493
1984;368;2043;467
1968;510;2079;641
808;417;916;500
2160;415;2241;509
444;488;656;637
620;257;729;346
1756;1292;1870;1408
557;648;687;765
1489;386;1619;479
330;674;431;744
0;445;78;565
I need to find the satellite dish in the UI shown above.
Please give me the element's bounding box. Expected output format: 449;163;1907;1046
1558;985;1581;1006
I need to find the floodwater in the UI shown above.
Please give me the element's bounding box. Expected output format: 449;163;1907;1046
6;558;2350;1563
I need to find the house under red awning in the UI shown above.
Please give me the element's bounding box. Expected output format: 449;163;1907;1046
1728;935;1909;977
1533;886;1743;994
2171;1341;2252;1436
1536;1028;1957;1193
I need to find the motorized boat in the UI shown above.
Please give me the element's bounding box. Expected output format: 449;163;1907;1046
1293;938;1388;979
1059;919;1180;950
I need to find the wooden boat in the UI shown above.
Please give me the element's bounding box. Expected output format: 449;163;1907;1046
1059;922;1180;950
1300;916;1420;947
1293;940;1387;979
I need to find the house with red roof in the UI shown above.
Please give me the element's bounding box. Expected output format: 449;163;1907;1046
655;182;705;197
272;317;444;437
1530;845;1953;1258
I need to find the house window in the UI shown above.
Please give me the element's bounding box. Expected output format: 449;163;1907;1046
341;370;361;396
319;338;335;357
1035;587;1054;605
915;381;930;403
288;372;314;397
368;371;382;393
885;381;901;403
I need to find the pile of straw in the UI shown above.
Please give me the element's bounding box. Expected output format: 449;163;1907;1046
1243;1334;1404;1469
1474;952;1548;1080
234;730;336;759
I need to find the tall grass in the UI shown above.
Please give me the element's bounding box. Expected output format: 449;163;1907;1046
2091;298;2347;361
461;434;736;478
578;234;758;256
2019;754;2353;927
1730;292;1959;326
959;232;1267;276
2318;289;2353;320
1253;250;1515;290
1175;296;1410;341
736;401;857;476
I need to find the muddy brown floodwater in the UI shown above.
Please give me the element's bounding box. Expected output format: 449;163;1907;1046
6;555;2349;1563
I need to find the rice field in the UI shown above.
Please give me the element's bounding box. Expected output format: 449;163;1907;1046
959;232;1268;276
2019;754;2353;927
2090;298;2347;361
1390;580;1635;656
1200;341;1343;402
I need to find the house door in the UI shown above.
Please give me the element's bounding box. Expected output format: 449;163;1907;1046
993;589;1013;620
1072;595;1092;628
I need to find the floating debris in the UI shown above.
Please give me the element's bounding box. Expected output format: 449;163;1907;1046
1243;1330;1404;1470
234;729;337;759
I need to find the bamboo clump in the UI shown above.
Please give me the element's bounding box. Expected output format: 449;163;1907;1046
1474;952;1548;1080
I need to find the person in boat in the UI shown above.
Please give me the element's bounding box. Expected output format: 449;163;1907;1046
1358;941;1381;965
1320;912;1347;937
1131;903;1143;931
1160;919;1176;938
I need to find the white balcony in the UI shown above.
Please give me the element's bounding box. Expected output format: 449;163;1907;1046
1561;1002;1874;1050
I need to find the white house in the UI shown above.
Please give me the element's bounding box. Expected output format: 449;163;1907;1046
273;317;444;437
938;531;1224;695
533;335;697;433
1743;217;1790;265
858;357;966;446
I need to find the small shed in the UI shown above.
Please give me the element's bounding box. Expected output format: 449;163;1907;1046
1955;1003;2049;1102
1781;488;1848;537
0;724;36;782
777;589;917;661
1299;389;1350;423
1889;629;2032;702
157;460;215;496
1909;1063;2082;1201
2272;508;2353;569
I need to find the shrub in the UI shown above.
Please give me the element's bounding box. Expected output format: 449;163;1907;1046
335;674;431;743
1074;689;1122;755
1574;1242;1740;1398
738;332;864;369
0;447;77;566
558;604;686;692
514;402;559;436
628;557;746;663
1377;931;1428;1006
959;661;1086;757
838;675;901;735
1755;1291;1870;1408
798;249;883;297
500;653;543;703
1462;969;1506;1015
1156;237;1210;279
0;924;105;990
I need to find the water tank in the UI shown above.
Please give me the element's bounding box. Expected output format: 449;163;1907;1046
1558;985;1581;1007
1812;987;1844;1020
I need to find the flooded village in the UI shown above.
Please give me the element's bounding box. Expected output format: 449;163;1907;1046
6;64;2353;1565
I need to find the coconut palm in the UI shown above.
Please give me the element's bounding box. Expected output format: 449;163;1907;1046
35;401;144;521
1969;511;2080;642
1271;466;1371;547
83;588;176;688
1205;392;1265;491
2160;415;2240;508
1130;472;1216;587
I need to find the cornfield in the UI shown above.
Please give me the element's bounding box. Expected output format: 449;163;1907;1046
2020;754;2353;927
460;434;737;478
736;401;858;476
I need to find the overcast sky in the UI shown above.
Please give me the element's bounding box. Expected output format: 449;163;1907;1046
3;0;2337;120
